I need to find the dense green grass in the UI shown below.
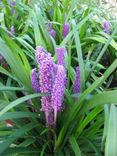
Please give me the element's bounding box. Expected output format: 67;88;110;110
0;0;117;155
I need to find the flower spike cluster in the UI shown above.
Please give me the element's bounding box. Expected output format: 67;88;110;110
30;46;81;128
30;46;67;127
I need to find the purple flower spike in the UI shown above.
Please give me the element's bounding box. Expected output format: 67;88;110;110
73;67;80;94
49;29;56;38
9;1;15;7
51;65;66;111
39;53;54;127
35;46;67;127
103;21;110;34
10;26;15;34
56;47;67;66
40;57;54;110
30;68;40;93
63;23;70;38
51;65;66;127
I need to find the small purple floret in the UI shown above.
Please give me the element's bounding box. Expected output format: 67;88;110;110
56;47;67;66
103;21;110;34
10;26;15;34
30;68;40;93
49;29;56;38
73;66;80;94
9;1;15;7
63;23;70;38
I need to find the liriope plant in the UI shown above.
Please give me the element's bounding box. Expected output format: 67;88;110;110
0;0;117;156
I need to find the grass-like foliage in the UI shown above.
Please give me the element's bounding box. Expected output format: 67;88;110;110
0;0;117;155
